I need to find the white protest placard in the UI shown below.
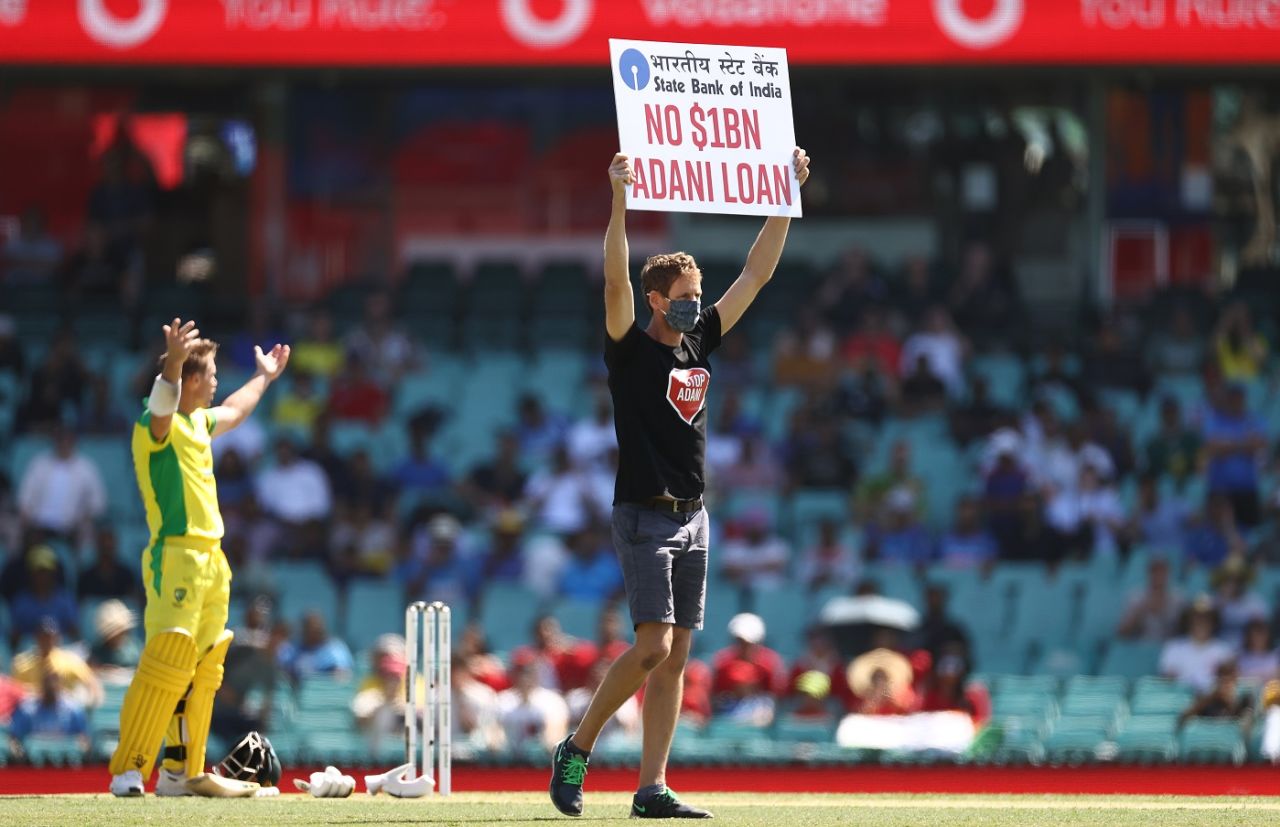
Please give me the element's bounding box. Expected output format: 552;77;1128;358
609;39;801;218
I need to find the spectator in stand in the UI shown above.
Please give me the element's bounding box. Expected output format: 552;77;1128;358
848;649;915;715
1027;343;1085;413
797;519;860;592
1037;421;1115;497
330;500;399;578
772;308;840;388
558;526;624;602
291;310;345;379
915;651;991;726
451;654;506;756
856;440;926;527
1214;301;1269;381
510;615;597;692
524;444;599;537
899;306;967;398
0;675;25;726
711;613;787;709
939;496;998;570
1125;474;1191;553
1238;619;1280;681
9;545;79;647
866;488;933;566
280;611;354;683
401;514;474;608
87;599;141;685
892;255;938;327
11;618;102;707
834;360;891;425
514;393;568;469
714;660;777;726
226;306;287;373
1084;402;1136;481
819;246;888;329
947;241;1020;348
272;370;325;435
787;627;853;712
1044;462;1126;559
1117;557;1185;641
1145;397;1201;491
333;449;393;512
7;672;90;762
327;353;389;424
17;330;93;433
899;354;949;416
1212;558;1269;643
842;306;901;379
784;670;837;723
917;584;971;662
783;407;855;491
0;314;25;379
1147;305;1205;377
306;414;350;484
595;605;632;665
567;393;617;473
1082;315;1149;395
213;447;254;510
720;437;785;493
497;654;570;754
714;332;755;389
388;416;451;499
352;634;410;752
456;623;510;693
1179;660;1254;731
949;376;1010;446
77;527;140;604
720;508;791;592
1161;599;1235;692
1202;383;1266;527
3;207;62;283
982;429;1032;556
345;291;418;383
473;509;527;594
1184;493;1247;570
255;437;332;552
464;430;528;511
17;426;106;543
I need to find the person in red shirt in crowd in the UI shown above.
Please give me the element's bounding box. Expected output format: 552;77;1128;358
327;353;389;424
456;622;510;692
787;670;837;722
511;615;599;692
842;305;902;378
710;613;787;702
787;626;854;712
914;649;991;726
848;649;916;715
595;605;631;666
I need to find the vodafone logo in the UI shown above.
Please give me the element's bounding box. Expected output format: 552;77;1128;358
79;0;167;49
666;367;710;426
933;0;1023;50
500;0;592;49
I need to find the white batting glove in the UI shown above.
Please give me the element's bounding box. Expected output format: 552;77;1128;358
293;766;356;798
364;762;433;798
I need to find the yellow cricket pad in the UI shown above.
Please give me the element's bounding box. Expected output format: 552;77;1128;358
109;630;198;778
182;629;234;777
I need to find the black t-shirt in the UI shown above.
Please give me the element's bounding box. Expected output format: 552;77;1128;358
605;307;722;504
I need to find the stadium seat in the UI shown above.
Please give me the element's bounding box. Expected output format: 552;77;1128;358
478;583;544;655
1179;719;1247;764
23;735;86;767
1097;641;1162;679
1042;721;1108;763
773;716;836;743
274;562;340;624
345;580;407;653
298;677;356;712
552;598;604;641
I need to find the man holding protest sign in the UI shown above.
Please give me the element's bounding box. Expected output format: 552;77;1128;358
547;53;809;812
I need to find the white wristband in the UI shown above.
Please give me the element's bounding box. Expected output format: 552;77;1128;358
148;374;181;417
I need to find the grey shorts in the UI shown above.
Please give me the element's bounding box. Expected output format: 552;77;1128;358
611;503;709;630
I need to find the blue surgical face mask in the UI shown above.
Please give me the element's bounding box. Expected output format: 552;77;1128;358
664;297;701;333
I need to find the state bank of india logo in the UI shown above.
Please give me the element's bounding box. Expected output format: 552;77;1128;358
667;368;710;426
618;48;650;92
79;0;167;49
932;0;1023;50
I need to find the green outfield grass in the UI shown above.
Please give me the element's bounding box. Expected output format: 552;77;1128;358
1;793;1278;827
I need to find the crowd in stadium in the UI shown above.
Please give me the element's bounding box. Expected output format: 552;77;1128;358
4;207;1280;762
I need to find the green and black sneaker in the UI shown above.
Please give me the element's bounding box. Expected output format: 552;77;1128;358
549;734;590;817
631;787;714;819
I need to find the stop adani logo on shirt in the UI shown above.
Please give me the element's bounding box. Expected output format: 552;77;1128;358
610;38;801;219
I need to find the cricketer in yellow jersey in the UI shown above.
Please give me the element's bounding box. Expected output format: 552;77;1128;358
109;318;289;799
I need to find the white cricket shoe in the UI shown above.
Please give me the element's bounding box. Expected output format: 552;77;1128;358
155;768;194;797
110;770;145;797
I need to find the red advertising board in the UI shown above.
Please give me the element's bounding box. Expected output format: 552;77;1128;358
1;1;1279;66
